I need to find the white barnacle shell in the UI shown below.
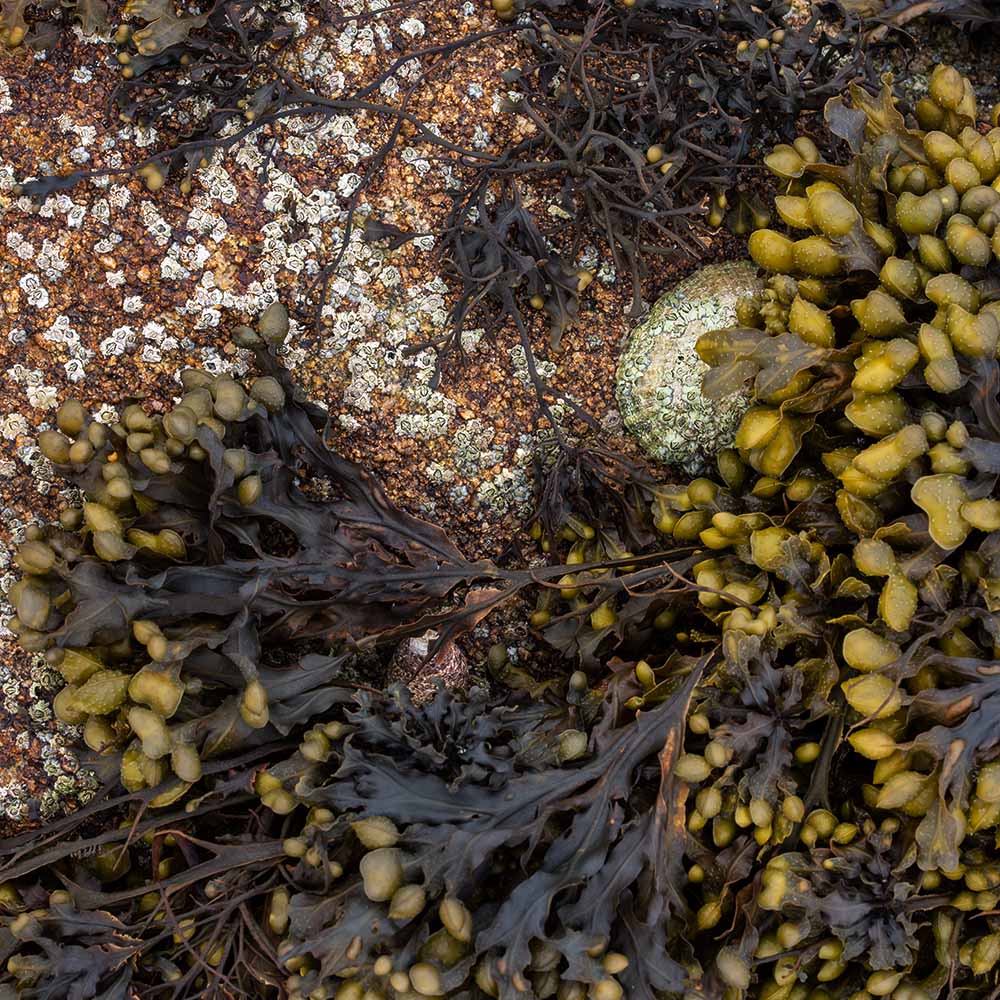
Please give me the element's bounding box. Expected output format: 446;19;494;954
615;261;761;474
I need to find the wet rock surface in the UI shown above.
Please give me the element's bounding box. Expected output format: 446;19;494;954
385;632;472;707
0;2;672;831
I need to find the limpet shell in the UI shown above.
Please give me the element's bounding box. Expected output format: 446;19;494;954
615;261;762;473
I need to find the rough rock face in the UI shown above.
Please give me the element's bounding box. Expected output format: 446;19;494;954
0;4;660;833
615;261;762;473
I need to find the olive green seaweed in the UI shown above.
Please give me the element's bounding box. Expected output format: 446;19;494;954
10;59;1000;1000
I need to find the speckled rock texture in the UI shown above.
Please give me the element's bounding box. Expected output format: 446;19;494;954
616;261;762;474
385;632;472;707
0;0;680;833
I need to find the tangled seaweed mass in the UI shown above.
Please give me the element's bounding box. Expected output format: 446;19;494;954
14;53;1000;1000
8;0;876;358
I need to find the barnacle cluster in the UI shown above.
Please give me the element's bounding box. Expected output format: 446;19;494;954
16;0;298;201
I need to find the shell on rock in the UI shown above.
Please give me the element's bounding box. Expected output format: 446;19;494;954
385;631;470;706
615;261;762;474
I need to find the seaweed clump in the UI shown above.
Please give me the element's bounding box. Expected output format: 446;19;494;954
863;1;1000;39
1;0;107;50
13;61;1000;1000
4;303;509;805
310;61;1000;1000
430;0;872;353
653;62;1000;996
